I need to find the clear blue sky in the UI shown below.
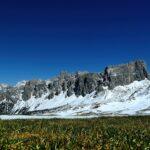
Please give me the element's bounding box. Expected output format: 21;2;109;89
0;0;150;85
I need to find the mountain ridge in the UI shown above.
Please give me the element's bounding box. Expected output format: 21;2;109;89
0;60;149;116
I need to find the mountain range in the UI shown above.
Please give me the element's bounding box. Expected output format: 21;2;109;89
0;60;150;117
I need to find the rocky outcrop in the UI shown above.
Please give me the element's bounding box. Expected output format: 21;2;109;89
0;60;149;114
22;80;47;100
106;60;148;89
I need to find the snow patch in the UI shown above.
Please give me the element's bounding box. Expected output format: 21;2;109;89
15;80;27;88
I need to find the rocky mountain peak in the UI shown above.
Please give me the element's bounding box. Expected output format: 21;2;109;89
105;60;148;88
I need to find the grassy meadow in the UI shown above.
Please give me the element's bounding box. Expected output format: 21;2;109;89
0;116;149;150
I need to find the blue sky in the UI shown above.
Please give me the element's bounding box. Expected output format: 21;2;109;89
0;0;150;84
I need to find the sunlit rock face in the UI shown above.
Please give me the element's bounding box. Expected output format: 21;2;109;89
0;60;149;115
106;60;148;88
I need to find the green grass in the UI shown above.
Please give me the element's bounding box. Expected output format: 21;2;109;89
0;116;150;150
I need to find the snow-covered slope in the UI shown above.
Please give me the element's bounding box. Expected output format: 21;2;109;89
0;84;9;91
12;79;150;117
15;80;27;88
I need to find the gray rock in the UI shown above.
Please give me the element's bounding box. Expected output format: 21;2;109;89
74;73;102;96
106;60;148;88
0;101;14;114
22;80;47;100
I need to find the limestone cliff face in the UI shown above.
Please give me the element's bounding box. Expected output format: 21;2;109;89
0;60;149;114
106;60;148;88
